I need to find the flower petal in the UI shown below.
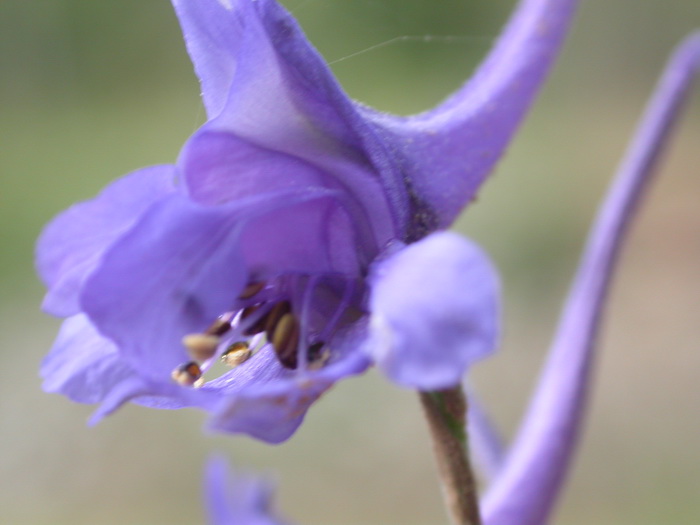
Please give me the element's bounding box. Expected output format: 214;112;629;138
482;34;700;525
179;130;384;269
80;194;248;380
205;456;292;525
40;315;208;424
36;165;176;316
175;0;406;242
41;314;138;404
208;345;370;443
81;187;351;381
368;0;578;227
366;232;500;390
171;0;244;119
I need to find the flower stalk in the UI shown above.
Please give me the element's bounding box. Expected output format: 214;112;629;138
419;386;481;525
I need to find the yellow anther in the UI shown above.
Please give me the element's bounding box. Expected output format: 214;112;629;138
238;281;266;300
171;361;203;387
182;333;220;361
271;312;300;369
221;341;252;368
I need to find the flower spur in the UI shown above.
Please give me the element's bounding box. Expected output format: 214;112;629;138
38;0;577;443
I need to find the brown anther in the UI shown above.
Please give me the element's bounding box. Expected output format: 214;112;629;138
270;312;300;369
241;304;266;336
206;317;233;337
171;361;202;386
221;341;252;368
263;301;291;335
182;333;220;361
238;281;266;300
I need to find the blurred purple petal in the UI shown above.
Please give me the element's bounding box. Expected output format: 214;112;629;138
482;33;700;525
367;232;500;390
205;457;292;525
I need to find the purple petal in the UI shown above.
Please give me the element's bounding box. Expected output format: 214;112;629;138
41;314;138;404
208;346;370;443
482;34;700;525
368;0;578;227
174;0;406;241
80;194;248;380
170;0;244;119
366;232;500;390
180;129;396;259
205;456;292;525
81;187;351;381
40;314;208;423
180;130;327;205
36;165;176;316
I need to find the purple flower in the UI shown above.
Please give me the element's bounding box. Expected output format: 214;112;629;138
205;457;290;525
202;33;700;525
37;0;576;443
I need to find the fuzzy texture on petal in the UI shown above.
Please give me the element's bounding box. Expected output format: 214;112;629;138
366;0;578;231
36;165;176;316
367;232;500;390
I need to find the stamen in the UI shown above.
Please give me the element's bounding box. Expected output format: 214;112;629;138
238;281;266;300
295;275;320;373
221;341;252;368
241;304;267;336
182;333;220;361
263;301;291;335
205;315;234;337
171;361;202;386
270;312;300;369
319;278;357;343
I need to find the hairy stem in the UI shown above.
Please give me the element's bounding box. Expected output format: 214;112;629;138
419;386;481;525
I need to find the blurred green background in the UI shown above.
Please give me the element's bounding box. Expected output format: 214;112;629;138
1;0;699;524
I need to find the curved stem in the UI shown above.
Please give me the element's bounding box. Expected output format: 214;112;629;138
419;386;481;525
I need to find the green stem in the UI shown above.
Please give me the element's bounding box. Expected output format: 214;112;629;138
419;386;481;525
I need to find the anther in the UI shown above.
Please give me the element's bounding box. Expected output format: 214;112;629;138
264;301;291;335
205;316;233;337
270;312;300;369
221;341;252;368
238;281;266;300
241;304;266;336
182;333;220;361
171;361;202;386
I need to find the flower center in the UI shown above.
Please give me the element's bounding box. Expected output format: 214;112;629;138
171;273;364;387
